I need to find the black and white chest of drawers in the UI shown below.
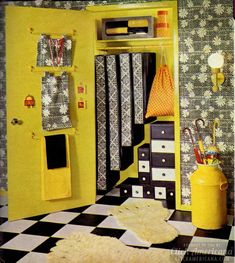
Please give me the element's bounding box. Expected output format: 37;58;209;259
119;121;176;209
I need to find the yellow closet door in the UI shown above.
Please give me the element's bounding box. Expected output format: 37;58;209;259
6;6;96;220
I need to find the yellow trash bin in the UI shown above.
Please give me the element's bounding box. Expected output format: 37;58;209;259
190;163;228;229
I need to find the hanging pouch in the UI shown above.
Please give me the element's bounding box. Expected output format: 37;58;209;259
37;34;72;67
145;51;174;117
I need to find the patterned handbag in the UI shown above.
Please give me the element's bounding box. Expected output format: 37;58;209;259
37;34;72;67
145;55;174;117
41;72;72;131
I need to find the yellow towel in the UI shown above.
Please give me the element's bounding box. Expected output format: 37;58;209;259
128;19;148;27
106;27;128;35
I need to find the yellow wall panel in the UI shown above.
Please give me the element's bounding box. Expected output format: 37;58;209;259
6;6;96;220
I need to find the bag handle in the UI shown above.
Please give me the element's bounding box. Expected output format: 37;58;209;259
160;47;167;65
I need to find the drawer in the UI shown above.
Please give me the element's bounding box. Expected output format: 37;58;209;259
138;160;150;173
138;172;150;185
132;185;143;198
151;122;174;140
154;187;166;199
138;143;150;160
143;186;154;198
151;140;175;153
151;153;175;168
151;167;175;181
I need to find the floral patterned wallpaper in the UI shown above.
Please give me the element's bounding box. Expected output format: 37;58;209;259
0;0;234;211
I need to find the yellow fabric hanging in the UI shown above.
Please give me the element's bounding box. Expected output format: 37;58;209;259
145;63;174;118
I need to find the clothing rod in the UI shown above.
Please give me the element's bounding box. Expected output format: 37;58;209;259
97;45;172;50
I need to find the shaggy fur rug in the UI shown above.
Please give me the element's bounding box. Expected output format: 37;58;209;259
109;199;178;243
48;232;180;263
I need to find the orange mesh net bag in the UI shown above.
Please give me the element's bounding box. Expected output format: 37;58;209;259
145;56;174;118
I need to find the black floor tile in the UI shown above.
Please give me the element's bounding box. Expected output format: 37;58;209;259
181;251;224;262
0;218;7;225
151;235;193;250
96;196;128;206
33;237;62;253
64;205;91;213
0;232;18;246
25;214;49;221
168;210;191;222
91;227;126;239
69;214;107;226
22;221;65;236
0;248;28;263
226;240;234;257
194;226;232;240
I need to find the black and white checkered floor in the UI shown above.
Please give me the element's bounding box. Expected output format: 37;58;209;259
0;188;234;262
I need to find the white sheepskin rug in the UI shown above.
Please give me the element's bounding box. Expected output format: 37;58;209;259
109;199;178;244
48;232;180;263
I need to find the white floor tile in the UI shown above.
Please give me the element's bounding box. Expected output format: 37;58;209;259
167;220;197;236
223;256;235;262
0;195;8;206
1;234;48;251
187;236;229;256
0;219;37;233
98;216;126;229
17;252;47;263
106;188;120;196
0;206;8;218
52;224;95;238
119;230;151;247
82;204;117;216
96;195;103;201
40;211;79;224
229;226;234;241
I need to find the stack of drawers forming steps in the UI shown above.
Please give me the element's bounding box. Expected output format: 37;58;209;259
120;121;176;208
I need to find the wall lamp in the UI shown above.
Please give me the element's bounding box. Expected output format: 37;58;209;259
208;53;224;92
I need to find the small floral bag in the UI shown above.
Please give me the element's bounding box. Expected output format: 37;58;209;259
37;34;72;67
41;72;72;131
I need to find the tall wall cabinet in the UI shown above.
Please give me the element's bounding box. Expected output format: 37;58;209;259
6;1;180;221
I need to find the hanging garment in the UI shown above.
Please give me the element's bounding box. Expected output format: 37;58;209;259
119;53;133;147
41;72;72;131
106;54;121;171
37;34;72;67
145;63;174;118
131;53;156;124
95;55;120;191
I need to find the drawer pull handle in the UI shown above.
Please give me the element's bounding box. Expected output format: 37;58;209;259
162;173;166;176
124;189;128;193
147;191;151;195
141;153;145;157
135;190;139;194
161;145;165;149
162;158;166;163
158;192;162;195
142;165;146;169
161;130;165;134
142;177;146;181
170;192;174;196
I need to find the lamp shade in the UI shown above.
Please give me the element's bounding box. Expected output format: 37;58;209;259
208;53;224;68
